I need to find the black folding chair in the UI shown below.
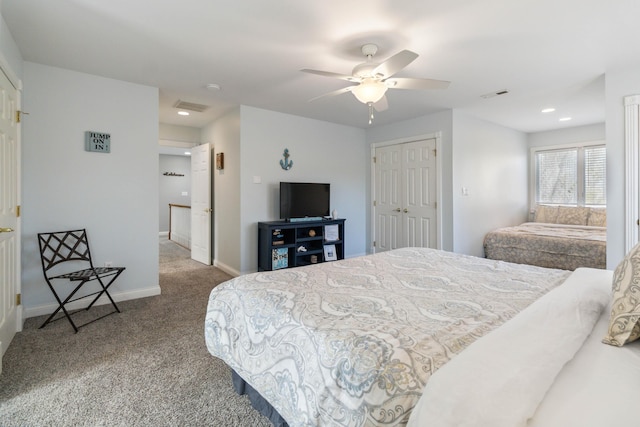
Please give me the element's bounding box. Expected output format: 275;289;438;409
37;229;125;333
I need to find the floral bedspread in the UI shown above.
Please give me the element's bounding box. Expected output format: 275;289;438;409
484;222;606;270
204;247;570;426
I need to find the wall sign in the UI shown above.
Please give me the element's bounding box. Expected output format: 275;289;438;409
85;131;111;153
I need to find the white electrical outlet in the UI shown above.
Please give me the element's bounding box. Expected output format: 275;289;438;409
104;261;113;267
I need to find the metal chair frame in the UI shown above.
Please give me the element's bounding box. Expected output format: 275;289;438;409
37;229;125;333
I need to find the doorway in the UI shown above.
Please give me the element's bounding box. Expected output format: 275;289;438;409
158;142;213;269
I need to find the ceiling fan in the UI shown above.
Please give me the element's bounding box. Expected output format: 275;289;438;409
302;43;450;124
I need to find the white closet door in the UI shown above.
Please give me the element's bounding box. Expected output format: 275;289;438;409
374;138;438;252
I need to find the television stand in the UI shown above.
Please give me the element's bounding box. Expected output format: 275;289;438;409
258;218;345;271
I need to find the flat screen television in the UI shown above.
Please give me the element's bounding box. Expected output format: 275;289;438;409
280;182;330;220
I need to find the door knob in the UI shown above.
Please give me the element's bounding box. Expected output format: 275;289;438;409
204;208;213;213
394;208;401;212
403;208;409;213
0;227;14;233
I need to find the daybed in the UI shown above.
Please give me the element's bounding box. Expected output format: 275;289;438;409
204;246;639;426
483;205;606;270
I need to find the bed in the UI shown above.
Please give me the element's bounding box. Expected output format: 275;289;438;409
483;205;606;270
204;246;639;426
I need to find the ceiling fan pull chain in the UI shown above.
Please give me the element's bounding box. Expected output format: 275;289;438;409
368;102;374;124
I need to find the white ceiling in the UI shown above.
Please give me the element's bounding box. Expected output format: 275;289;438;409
3;0;638;133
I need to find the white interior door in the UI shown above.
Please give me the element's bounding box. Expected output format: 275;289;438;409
190;143;212;265
374;144;402;251
374;138;437;252
402;139;437;248
0;67;19;369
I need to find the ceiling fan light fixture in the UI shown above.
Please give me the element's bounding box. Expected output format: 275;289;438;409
352;79;388;104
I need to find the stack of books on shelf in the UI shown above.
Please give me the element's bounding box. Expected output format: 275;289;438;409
272;229;284;246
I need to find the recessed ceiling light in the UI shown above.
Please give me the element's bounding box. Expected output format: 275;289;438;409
178;111;190;116
184;151;191;156
541;108;556;113
206;83;221;91
559;117;572;122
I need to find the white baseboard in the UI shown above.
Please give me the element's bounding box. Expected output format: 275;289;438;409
159;231;169;238
24;285;162;319
213;260;240;278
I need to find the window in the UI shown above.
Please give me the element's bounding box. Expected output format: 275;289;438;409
533;143;606;207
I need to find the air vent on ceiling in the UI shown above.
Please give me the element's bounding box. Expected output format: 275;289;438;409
481;89;509;99
173;100;209;112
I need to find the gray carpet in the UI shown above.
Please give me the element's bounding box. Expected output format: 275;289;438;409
0;239;271;427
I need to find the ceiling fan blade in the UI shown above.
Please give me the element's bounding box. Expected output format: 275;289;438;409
308;86;355;102
374;95;388;112
385;77;450;90
301;69;357;82
372;50;418;78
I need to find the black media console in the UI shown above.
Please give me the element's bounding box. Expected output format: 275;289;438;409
257;218;345;271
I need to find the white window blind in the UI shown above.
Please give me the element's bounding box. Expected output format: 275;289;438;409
536;149;577;204
534;144;606;207
585;146;606;205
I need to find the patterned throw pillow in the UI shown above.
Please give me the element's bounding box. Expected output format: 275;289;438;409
556;206;590;225
587;208;607;227
602;243;640;346
534;205;558;223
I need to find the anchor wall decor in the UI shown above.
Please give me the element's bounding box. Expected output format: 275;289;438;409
280;148;293;170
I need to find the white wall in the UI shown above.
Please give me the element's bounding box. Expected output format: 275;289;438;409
366;110;528;257
239;106;367;274
201;108;241;275
21;62;160;316
203;106;369;275
0;14;22;81
159;155;191;232
159;123;201;144
452;111;528;257
605;65;640;269
528;123;605;147
366;110;454;251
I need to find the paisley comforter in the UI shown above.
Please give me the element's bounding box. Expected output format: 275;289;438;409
204;247;570;426
483;222;606;270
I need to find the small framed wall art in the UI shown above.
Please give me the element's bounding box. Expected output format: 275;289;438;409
216;152;224;170
85;131;111;153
